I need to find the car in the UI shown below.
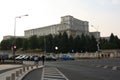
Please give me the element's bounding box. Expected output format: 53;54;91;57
0;52;9;60
9;55;19;60
30;55;41;61
15;55;26;60
45;55;56;61
60;55;74;60
23;55;30;60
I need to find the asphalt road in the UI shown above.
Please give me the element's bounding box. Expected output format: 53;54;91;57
22;68;43;80
22;58;120;80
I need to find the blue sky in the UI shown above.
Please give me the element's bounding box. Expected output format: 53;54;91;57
0;0;120;41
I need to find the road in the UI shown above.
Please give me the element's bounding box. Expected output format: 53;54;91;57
22;58;120;80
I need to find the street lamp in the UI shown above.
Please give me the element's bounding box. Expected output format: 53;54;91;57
13;14;28;62
55;46;58;51
14;14;28;37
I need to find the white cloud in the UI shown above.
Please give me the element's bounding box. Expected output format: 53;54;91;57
111;0;120;4
96;0;120;5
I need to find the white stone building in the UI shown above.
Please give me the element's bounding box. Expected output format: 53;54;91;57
24;15;100;38
3;35;24;40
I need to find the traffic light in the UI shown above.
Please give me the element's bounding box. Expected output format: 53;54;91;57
13;45;16;51
14;45;16;49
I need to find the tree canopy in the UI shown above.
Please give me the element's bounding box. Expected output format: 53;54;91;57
0;33;120;53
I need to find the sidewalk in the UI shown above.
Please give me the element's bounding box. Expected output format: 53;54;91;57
0;64;43;80
0;64;22;80
0;64;22;71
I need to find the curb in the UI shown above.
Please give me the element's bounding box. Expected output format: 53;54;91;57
5;65;43;80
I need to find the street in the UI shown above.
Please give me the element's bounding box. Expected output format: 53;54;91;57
22;58;120;80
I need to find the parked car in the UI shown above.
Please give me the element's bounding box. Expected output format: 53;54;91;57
45;55;56;61
23;55;30;60
0;52;9;60
9;55;19;60
30;55;41;61
60;55;74;60
15;55;26;60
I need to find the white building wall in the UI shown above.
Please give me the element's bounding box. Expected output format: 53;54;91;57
24;15;99;38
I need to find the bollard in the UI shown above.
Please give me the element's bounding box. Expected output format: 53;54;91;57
6;76;10;80
23;67;26;72
36;65;38;68
31;66;33;69
19;69;22;75
27;66;29;70
16;71;19;77
11;73;15;80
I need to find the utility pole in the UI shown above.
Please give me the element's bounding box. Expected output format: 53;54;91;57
13;14;28;62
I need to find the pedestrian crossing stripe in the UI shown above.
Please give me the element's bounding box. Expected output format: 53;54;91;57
41;67;69;80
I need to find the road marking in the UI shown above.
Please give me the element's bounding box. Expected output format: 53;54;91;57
41;67;69;80
96;65;120;71
103;65;108;69
96;65;102;67
112;66;117;70
112;66;120;71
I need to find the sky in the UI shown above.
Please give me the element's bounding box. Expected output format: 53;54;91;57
0;0;120;41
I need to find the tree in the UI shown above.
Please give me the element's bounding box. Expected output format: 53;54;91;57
74;35;81;53
109;33;119;49
16;38;24;49
80;34;86;52
61;32;69;53
46;34;53;53
68;35;74;53
38;36;44;50
0;38;13;50
90;35;97;52
22;38;29;50
29;35;38;49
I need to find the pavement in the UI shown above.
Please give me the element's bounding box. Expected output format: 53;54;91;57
0;64;22;80
0;64;43;80
0;64;22;71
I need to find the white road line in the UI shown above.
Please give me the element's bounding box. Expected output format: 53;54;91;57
103;65;108;69
41;67;45;80
112;66;117;70
96;65;101;67
41;67;69;80
55;68;69;80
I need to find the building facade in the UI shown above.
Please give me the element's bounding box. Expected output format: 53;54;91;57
24;15;100;38
3;35;24;40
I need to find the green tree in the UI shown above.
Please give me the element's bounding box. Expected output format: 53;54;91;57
68;35;74;53
74;35;81;52
90;35;97;52
46;34;53;53
22;38;29;50
0;38;13;50
38;36;44;51
109;33;119;49
61;32;69;53
29;35;38;49
16;38;24;49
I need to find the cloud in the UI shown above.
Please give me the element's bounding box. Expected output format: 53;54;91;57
96;0;120;5
111;0;120;4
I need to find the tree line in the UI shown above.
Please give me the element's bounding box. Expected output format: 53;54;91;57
0;32;120;53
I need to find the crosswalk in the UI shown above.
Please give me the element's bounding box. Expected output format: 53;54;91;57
96;65;120;70
41;67;69;80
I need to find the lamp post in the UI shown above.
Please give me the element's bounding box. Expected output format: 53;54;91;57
14;14;28;37
55;46;58;51
13;14;28;62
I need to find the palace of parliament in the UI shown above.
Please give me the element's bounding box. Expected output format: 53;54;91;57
25;15;100;39
3;15;100;40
